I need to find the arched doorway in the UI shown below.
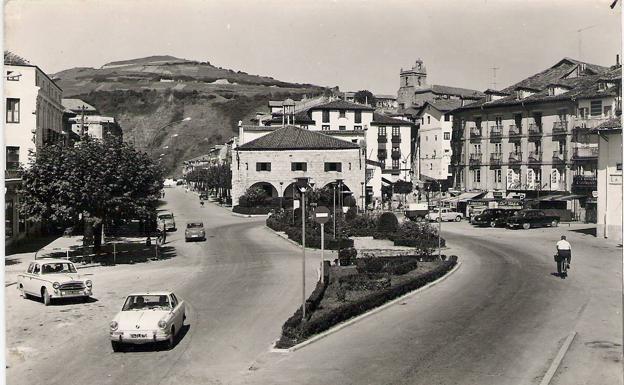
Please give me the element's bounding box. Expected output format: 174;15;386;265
248;182;278;198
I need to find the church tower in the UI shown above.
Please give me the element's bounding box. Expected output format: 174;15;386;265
397;59;427;111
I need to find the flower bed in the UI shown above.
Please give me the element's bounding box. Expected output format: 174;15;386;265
276;255;458;348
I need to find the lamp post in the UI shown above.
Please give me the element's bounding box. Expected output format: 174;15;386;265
295;177;311;320
279;181;284;210
333;182;336;238
360;181;365;213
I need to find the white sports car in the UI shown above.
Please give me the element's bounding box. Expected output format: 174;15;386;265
109;291;186;352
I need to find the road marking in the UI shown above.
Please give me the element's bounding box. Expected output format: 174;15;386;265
539;331;577;385
274;260;463;353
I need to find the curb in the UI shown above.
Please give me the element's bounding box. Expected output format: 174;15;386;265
232;212;269;218
539;331;577;385
264;226;339;256
274;260;463;353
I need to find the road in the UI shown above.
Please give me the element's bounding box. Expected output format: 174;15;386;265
6;188;622;385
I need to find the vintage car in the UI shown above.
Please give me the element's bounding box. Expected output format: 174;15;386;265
425;208;463;222
185;221;206;242
506;209;560;230
109;291;186;352
471;208;519;227
17;259;93;305
157;210;176;231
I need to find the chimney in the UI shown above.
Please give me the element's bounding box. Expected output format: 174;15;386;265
617;54;620;66
238;120;243;143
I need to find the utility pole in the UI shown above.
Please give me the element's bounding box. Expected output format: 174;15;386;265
491;66;499;90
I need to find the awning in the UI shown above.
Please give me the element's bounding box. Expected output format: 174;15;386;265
539;194;586;201
441;191;487;203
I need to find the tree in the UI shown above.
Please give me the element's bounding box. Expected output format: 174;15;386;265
353;90;376;107
393;180;413;195
19;135;163;250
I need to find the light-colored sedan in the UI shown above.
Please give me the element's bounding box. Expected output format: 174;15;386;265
109;291;186;352
425;208;463;222
17;259;93;305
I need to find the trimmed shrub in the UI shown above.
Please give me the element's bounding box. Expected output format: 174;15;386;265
343;195;357;207
345;206;358;221
377;212;399;234
338;247;357;265
392;221;444;255
356;257;386;274
232;205;272;215
339;274;391;291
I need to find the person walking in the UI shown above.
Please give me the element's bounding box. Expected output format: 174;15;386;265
555;235;572;278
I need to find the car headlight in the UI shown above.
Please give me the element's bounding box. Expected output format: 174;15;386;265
110;321;118;331
158;320;167;329
85;280;92;288
53;282;60;290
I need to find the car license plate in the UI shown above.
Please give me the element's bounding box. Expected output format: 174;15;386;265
192;235;199;237
130;333;147;338
62;290;81;295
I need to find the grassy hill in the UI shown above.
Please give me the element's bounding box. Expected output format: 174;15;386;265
53;56;329;176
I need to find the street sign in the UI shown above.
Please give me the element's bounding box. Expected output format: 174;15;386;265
592;190;598;198
313;206;330;224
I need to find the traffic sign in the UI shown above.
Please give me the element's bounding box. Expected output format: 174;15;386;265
313;206;330;224
592;190;598;198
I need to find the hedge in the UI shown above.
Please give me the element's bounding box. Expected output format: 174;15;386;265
285;226;354;250
277;256;458;348
232;205;272;215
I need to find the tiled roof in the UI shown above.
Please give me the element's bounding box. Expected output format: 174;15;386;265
375;94;397;100
459;58;616;111
62;98;97;112
371;113;413;126
417;84;484;99
592;117;622;132
309;99;375;111
268;111;315;124
425;99;463;112
237;125;361;151
484;89;510;95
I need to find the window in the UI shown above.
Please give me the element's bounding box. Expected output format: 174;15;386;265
351;139;358;143
434;135;437;141
494;169;502;183
494;143;502;153
27;263;34;274
339;125;346;131
514;113;523;129
322;125;330;131
6;98;20;123
6;71;19;81
432;150;436;158
6;146;19;170
33;264;40;274
617;163;622;171
291;162;307;171
354;125;362;130
532;112;542;128
256;162;271;171
339;110;346;118
392;147;400;155
322;110;330;123
578;107;588;118
604;105;613;116
444;132;450;140
380;159;386;169
590;100;602;117
472;169;481;183
495;116;503;126
392;126;400;136
427;116;431;124
444;114;450;122
392;159;400;169
324;162;342;172
170;294;179;308
378;126;386;136
429;163;433;170
474;117;482;129
355;110;362;123
425;136;428;142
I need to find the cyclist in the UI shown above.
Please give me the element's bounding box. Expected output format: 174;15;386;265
555;235;572;278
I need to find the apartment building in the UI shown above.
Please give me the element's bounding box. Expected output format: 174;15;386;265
452;57;621;221
62;98;122;140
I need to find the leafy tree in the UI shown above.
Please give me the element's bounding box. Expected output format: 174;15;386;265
19;136;163;249
240;186;267;207
353;90;376;106
393;180;413;194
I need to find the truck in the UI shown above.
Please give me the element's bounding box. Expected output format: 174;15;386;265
506;209;560;230
404;203;430;222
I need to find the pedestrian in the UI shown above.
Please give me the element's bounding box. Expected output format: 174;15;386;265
555;235;572;278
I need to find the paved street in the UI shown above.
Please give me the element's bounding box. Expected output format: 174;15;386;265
6;187;622;385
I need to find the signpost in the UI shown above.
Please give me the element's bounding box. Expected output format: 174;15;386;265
313;206;330;283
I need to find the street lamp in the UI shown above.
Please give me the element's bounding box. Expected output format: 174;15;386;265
334;178;343;238
360;182;365;212
279;181;284;210
295;177;311;320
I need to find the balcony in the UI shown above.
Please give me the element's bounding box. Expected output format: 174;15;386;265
528;151;542;164
490;153;503;167
469;153;482;166
552;151;567;164
572;146;599;160
377;149;387;159
377;135;387;143
508;152;522;165
528;123;542;141
490;125;503;141
391;135;401;144
4;169;23;180
552;121;568;137
469;127;482;140
571;175;597;193
508;125;522;142
391;150;401;160
573;116;612;130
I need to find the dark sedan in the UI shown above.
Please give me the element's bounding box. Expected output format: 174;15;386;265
506;209;560;230
472;208;519;227
185;222;206;242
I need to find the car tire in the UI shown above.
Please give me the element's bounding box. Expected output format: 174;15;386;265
18;284;25;298
183;312;186;323
490;221;497;228
455;216;462;222
551;220;559;227
167;326;175;350
42;288;51;306
111;341;123;352
522;223;531;230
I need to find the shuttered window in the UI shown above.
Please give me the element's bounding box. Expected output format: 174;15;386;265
324;162;342;172
590;100;603;117
322;110;330;123
291;162;307;171
256;162;271;171
354;110;362;123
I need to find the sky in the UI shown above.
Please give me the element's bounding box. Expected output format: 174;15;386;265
3;0;622;94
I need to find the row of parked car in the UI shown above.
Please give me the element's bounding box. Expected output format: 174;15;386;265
471;208;560;230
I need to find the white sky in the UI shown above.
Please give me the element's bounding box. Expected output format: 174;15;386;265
4;0;622;94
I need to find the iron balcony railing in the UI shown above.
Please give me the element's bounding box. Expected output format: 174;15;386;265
377;135;387;143
469;153;482;165
528;151;542;163
391;150;401;160
572;174;597;187
573;116;611;130
490;153;503;165
508;125;522;140
469;127;482;139
572;147;599;159
508;152;522;163
528;123;542;136
552;121;568;136
377;149;387;159
391;135;401;144
490;125;503;138
4;169;23;179
552;150;567;163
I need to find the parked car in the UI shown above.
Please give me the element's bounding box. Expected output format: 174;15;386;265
199;193;209;200
157;210;176;231
109;291;186;352
471;208;519;227
185;221;206;242
404;202;430;222
17;259;93;305
506;209;560;230
425;208;463;222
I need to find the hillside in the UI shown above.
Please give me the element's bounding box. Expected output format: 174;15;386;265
53;56;329;176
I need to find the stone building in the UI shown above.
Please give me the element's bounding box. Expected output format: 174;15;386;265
232;125;364;208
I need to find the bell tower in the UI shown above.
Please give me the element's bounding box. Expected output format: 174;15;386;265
398;59;427;111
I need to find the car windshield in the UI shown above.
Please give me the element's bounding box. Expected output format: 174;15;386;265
122;295;172;311
187;223;203;228
158;214;173;220
41;263;77;274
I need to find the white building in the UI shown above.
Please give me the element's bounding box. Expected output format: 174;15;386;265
232;125;364;208
417;100;460;183
594;118;622;242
